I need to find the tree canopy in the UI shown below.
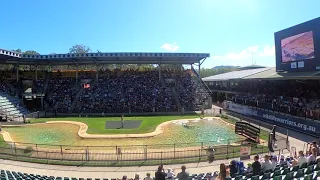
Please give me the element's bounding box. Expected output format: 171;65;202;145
6;45;236;76
69;44;91;54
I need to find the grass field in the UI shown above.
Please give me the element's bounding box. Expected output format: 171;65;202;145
0;134;5;146
30;115;199;134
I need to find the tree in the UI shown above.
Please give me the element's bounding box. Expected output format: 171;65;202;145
23;50;40;55
12;49;22;53
198;67;238;78
69;44;91;54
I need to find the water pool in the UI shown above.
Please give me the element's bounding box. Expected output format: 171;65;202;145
3;118;241;147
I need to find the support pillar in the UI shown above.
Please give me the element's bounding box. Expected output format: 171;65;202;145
76;64;79;83
16;64;19;82
35;65;38;81
158;64;161;82
41;97;44;111
198;64;201;80
96;65;99;81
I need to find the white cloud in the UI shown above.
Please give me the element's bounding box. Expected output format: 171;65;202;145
213;45;259;61
206;45;276;67
160;42;179;52
259;45;275;57
247;45;259;53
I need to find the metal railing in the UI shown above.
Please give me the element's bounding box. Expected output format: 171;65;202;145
0;139;268;166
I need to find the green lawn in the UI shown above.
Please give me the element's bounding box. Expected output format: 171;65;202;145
0;134;5;146
30;115;199;134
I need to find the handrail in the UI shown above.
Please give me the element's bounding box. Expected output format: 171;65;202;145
190;66;212;94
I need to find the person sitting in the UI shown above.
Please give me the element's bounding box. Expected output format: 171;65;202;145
177;165;189;180
134;174;141;180
261;155;273;172
307;147;317;164
216;163;230;180
229;160;238;177
166;168;175;179
293;151;307;167
252;155;261;176
311;141;320;156
143;173;153;180
270;155;278;170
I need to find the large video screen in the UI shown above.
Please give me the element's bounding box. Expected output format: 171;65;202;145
281;31;315;62
275;17;320;72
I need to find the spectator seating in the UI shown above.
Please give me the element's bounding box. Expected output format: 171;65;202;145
46;76;77;113
0;161;319;180
0;92;29;118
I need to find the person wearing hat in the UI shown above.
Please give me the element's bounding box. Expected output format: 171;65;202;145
166;168;175;180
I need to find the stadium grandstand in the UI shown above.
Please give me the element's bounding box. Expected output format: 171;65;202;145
202;66;320;137
1;15;320;179
0;48;212;120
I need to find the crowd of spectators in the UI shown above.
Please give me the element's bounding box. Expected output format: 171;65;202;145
75;69;176;113
113;142;319;180
46;75;77;113
211;80;320;120
10;68;211;114
205;141;319;180
163;69;210;111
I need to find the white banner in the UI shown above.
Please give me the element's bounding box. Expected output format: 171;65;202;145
240;146;251;156
224;101;250;115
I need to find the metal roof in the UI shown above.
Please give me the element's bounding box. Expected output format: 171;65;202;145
243;67;320;80
0;48;210;65
202;68;271;81
202;67;320;81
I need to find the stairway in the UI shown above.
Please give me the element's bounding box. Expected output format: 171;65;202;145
43;71;51;95
0;92;30;121
160;73;181;111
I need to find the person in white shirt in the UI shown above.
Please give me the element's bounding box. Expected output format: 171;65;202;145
166;168;175;179
261;155;273;172
293;151;307;167
270;156;278;170
307;148;317;164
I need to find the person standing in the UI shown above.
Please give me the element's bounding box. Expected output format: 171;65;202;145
155;165;166;180
121;114;124;128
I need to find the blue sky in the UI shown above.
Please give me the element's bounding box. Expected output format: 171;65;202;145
0;0;319;68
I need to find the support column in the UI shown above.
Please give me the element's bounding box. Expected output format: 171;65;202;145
16;64;19;82
158;64;161;82
35;65;38;81
198;64;201;80
96;65;99;81
41;97;44;110
76;64;79;83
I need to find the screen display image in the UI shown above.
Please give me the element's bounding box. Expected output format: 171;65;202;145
281;31;315;62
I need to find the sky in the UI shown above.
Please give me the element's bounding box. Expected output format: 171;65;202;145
0;0;319;68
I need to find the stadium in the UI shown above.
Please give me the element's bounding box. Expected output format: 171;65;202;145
0;17;320;180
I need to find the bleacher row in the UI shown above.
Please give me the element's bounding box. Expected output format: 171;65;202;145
1;161;320;180
0;92;29;118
